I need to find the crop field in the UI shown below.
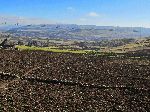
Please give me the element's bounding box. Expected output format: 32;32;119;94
16;45;94;54
100;39;150;53
0;50;150;111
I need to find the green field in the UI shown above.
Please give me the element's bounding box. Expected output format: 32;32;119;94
16;45;95;54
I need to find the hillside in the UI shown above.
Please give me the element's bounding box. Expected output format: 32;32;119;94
6;24;150;41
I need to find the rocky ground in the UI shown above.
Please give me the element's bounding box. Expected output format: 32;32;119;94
0;50;150;112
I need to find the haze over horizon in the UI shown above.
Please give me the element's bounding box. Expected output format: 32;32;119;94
0;0;150;27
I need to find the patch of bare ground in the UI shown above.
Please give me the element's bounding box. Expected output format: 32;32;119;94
0;81;7;91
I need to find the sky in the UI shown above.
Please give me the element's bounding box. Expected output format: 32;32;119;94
0;0;150;27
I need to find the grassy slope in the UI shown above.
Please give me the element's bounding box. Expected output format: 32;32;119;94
100;39;150;53
16;39;150;54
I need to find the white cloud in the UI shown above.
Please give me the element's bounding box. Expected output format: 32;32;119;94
0;15;57;25
79;18;87;21
67;7;75;11
88;12;99;17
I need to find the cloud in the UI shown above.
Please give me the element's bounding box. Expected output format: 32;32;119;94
88;12;99;17
67;7;75;11
79;18;87;21
0;15;57;25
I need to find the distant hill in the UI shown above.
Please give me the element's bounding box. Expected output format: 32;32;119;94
0;25;21;31
6;24;150;41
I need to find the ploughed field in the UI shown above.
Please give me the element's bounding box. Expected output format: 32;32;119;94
0;50;150;112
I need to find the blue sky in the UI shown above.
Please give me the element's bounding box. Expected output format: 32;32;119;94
0;0;150;27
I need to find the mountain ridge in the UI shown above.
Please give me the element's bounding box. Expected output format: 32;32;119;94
4;24;150;41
